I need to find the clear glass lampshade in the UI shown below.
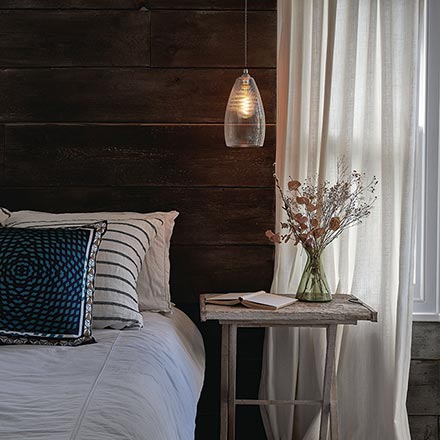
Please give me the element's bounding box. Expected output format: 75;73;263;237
224;69;266;148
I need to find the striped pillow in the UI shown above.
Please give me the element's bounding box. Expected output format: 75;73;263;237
2;210;164;329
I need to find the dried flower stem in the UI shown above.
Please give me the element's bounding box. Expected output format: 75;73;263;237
266;160;378;255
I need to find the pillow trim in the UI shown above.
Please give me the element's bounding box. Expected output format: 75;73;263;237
0;222;107;346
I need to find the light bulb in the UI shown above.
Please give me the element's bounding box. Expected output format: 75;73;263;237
232;80;255;119
224;69;266;148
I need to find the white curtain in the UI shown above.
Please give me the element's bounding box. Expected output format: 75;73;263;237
259;1;422;439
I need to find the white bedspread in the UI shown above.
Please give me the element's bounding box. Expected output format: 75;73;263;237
0;308;205;440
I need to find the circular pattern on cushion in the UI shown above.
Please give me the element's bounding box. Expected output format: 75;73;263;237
0;227;98;339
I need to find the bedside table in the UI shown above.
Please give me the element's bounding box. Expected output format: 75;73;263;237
200;293;377;440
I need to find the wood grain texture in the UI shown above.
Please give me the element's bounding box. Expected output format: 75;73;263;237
0;187;274;245
227;324;237;440
0;0;146;9
200;294;377;324
408;416;439;440
0;11;150;67
0;125;4;184
0;68;276;122
171;245;274;302
189;311;265;411
220;324;229;439
4;124;275;187
320;325;338;440
412;322;440;360
147;0;276;10
407;360;440;415
0;0;276;9
151;10;276;67
0;3;277;438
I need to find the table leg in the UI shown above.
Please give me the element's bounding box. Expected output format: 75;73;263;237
319;324;337;440
330;367;339;439
220;325;229;440
228;324;237;440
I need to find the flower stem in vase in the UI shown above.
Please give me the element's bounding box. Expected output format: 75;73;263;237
296;249;332;302
265;159;378;302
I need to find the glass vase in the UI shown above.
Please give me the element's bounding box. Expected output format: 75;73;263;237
296;249;332;302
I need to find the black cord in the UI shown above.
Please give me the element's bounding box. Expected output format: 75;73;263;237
244;0;248;69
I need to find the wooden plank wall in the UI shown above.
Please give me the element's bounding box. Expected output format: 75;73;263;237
0;0;276;438
408;323;440;440
0;2;436;439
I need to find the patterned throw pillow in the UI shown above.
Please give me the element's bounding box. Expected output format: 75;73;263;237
0;223;106;346
1;210;165;329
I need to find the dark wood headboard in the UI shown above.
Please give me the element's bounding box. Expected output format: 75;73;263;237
0;1;276;436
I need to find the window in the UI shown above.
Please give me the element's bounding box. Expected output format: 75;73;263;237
412;0;440;321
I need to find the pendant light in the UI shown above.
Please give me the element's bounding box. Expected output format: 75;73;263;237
224;0;266;148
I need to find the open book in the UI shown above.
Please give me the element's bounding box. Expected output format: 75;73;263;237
206;291;297;310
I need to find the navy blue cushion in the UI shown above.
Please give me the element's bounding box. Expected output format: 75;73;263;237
0;222;106;346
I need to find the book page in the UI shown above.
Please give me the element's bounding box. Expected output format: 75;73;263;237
239;291;266;300
245;293;297;308
209;291;265;301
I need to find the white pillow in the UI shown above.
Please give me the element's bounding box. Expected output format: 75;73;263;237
0;208;11;225
2;209;167;329
137;211;178;313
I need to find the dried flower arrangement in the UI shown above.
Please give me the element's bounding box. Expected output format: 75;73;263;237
266;160;378;302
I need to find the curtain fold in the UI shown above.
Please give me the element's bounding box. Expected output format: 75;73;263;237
259;1;422;439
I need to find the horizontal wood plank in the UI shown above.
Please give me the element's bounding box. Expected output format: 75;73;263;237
0;125;4;185
4;124;275;187
0;68;275;123
408;416;439;440
151;10;276;67
170;245;274;303
0;125;4;166
0;187;275;245
0;2;276;437
407;360;440;415
412;322;440;360
0;11;150;67
0;0;145;9
0;0;276;9
147;0;276;9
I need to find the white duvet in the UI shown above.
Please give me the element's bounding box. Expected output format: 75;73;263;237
0;308;205;440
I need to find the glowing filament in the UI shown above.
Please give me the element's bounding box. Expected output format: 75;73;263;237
232;82;255;119
224;69;266;148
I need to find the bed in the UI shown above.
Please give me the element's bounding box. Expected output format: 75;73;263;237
0;307;205;440
0;208;206;439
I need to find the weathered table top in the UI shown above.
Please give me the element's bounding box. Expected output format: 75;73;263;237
200;294;377;326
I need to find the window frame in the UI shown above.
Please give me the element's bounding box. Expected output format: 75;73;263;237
412;0;440;321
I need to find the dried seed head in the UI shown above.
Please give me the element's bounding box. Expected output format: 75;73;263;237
329;217;341;231
265;230;281;243
288;180;301;191
312;228;325;238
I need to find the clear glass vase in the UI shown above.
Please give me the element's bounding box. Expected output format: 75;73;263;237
296;249;332;302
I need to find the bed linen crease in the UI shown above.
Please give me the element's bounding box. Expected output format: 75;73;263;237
0;308;205;440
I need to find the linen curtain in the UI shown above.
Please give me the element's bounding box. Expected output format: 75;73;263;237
259;1;422;439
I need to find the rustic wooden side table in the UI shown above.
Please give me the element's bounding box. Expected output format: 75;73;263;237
200;293;377;440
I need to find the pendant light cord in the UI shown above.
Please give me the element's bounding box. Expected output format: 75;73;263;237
244;0;248;69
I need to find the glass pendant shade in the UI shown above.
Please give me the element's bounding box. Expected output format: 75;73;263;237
224;69;266;148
